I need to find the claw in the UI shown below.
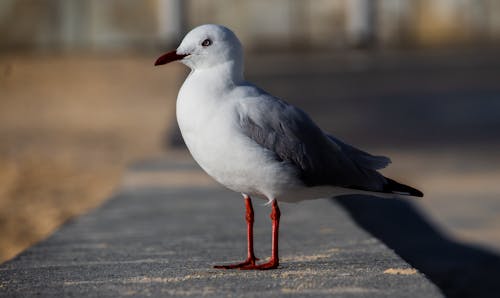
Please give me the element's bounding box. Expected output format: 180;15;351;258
213;256;258;269
240;258;279;270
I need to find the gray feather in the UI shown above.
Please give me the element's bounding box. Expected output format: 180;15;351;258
327;135;391;170
237;89;387;191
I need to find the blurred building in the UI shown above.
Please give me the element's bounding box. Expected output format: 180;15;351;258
1;0;500;52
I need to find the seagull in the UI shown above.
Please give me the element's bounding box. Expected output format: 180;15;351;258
154;24;423;270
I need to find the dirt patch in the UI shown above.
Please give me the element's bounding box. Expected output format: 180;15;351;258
384;268;418;275
0;54;185;262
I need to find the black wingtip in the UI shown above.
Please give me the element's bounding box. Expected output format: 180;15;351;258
384;177;424;198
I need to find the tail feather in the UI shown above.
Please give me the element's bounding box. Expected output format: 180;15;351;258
383;177;423;197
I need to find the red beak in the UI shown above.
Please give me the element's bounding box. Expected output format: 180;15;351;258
154;50;188;66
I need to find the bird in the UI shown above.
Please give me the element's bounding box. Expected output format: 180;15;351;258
154;24;423;270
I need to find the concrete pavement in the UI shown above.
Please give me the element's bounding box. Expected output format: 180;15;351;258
0;158;442;297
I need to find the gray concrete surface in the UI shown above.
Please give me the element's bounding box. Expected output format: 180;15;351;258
0;159;442;297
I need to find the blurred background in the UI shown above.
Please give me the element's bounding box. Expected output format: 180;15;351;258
1;0;500;264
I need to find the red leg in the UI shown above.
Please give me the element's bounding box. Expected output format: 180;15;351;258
241;199;280;270
214;196;258;269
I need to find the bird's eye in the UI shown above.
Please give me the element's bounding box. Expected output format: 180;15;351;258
201;38;212;47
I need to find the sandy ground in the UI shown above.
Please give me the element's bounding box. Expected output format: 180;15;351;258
0;54;184;262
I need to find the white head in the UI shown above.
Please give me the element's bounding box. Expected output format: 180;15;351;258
155;24;243;72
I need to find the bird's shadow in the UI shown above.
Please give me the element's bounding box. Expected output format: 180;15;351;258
334;195;500;298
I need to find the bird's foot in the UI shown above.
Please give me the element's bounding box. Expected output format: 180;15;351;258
240;258;279;270
213;256;259;269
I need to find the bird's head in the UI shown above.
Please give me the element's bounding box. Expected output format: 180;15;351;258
155;24;243;71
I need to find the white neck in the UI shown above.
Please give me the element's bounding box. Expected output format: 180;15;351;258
189;60;243;91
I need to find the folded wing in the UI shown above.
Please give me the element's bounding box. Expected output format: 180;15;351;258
237;91;389;192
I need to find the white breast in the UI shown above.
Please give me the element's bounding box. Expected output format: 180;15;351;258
176;73;302;201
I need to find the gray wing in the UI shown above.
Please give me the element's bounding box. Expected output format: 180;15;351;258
326;134;391;171
237;92;389;191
